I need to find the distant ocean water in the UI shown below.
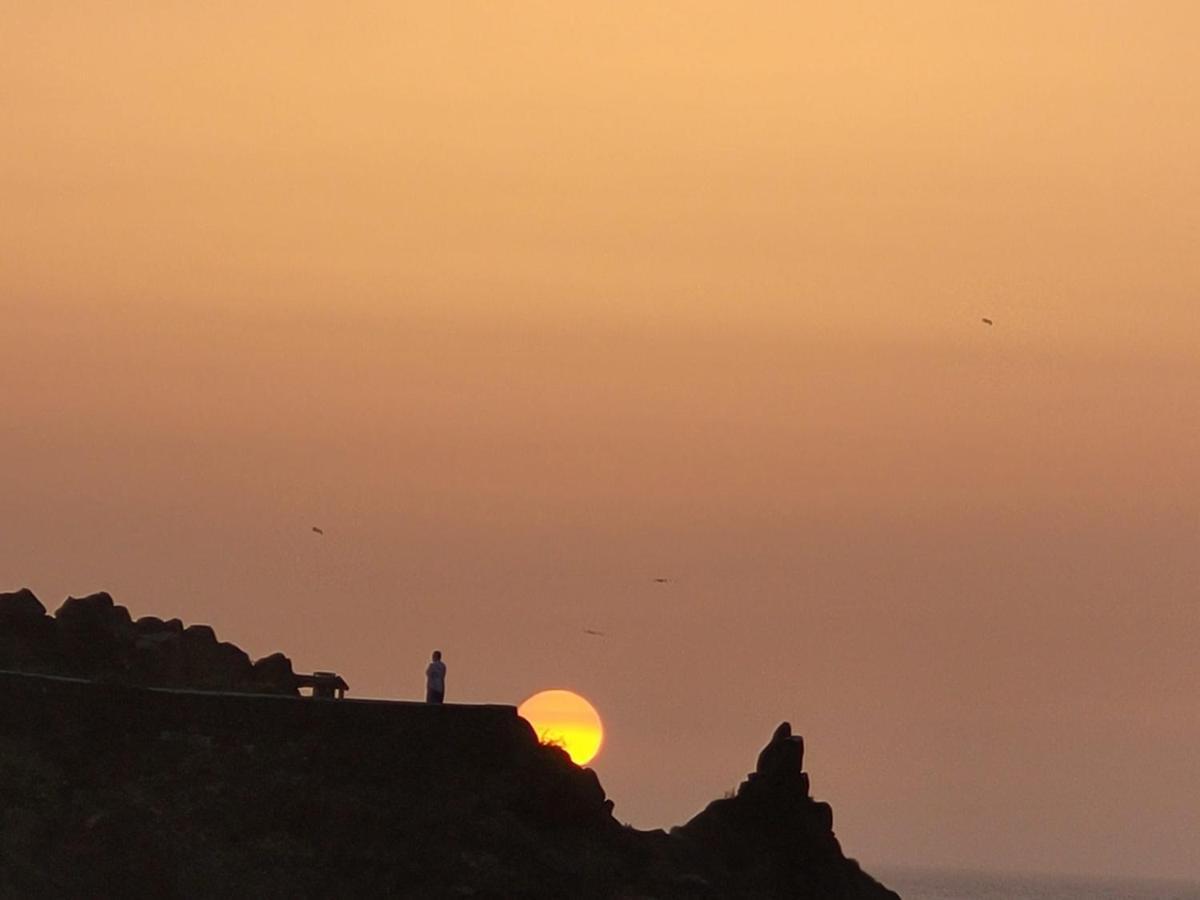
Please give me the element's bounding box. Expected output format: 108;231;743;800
877;869;1200;900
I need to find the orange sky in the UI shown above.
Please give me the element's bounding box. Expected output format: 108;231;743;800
2;1;1198;881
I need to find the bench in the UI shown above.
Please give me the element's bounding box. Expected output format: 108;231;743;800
294;671;349;700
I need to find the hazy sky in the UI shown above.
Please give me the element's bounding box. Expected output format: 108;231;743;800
2;1;1197;881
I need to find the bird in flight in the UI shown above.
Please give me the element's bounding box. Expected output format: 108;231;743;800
981;318;994;325
311;527;325;535
652;578;671;584
583;629;606;637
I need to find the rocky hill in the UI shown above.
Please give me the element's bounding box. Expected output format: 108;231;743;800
0;588;899;898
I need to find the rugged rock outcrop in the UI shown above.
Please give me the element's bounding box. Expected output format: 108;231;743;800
671;721;895;898
0;588;56;671
0;588;898;898
0;588;297;695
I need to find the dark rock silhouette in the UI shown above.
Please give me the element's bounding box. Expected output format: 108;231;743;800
55;590;119;629
0;587;297;696
754;719;806;786
251;650;298;693
0;588;898;898
0;588;57;672
671;720;891;897
0;587;47;624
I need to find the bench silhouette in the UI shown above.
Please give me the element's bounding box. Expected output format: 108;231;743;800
294;671;348;700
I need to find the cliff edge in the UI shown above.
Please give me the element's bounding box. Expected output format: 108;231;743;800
0;588;898;899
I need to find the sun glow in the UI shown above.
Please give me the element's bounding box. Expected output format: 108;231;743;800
518;689;604;766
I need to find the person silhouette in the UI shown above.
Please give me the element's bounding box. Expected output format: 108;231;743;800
425;650;446;704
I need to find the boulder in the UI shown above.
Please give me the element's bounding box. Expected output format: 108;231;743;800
251;652;298;695
217;641;254;682
54;593;123;677
747;720;806;792
0;588;47;625
0;588;58;671
180;625;253;689
182;624;217;644
55;592;116;631
108;604;136;643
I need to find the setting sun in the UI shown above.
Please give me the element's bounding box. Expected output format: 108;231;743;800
518;690;604;766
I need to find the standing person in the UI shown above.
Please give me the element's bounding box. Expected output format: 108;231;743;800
425;650;446;704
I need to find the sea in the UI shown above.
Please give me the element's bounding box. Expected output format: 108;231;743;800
877;869;1200;900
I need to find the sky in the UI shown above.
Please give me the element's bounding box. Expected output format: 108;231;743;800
2;0;1197;882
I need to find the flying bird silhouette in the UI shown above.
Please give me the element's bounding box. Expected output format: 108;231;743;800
583;629;606;637
981;318;994;325
311;527;324;535
652;578;671;584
